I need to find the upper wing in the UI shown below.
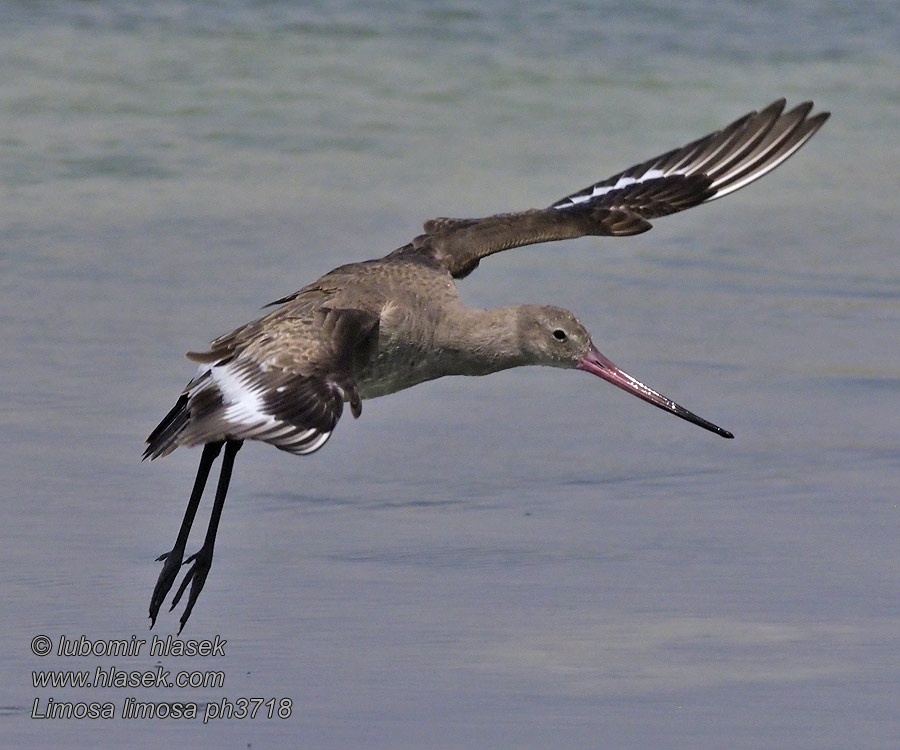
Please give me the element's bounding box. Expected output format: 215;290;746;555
395;99;828;278
144;307;379;459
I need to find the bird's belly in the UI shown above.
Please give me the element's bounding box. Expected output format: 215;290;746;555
356;357;439;399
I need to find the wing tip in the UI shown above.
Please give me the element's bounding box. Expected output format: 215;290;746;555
144;393;190;460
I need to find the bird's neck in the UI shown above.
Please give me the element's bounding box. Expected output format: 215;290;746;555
433;306;528;377
355;305;529;400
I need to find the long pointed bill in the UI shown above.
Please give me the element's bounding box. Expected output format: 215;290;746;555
576;346;734;439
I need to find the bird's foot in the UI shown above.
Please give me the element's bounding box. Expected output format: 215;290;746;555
149;548;183;628
169;546;214;635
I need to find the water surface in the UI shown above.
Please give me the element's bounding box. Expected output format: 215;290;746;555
2;1;898;748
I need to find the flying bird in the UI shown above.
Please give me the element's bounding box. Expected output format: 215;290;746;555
146;98;828;632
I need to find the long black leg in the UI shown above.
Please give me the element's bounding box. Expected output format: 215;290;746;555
170;439;242;634
149;441;223;628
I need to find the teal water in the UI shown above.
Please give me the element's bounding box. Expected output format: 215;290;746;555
2;2;898;748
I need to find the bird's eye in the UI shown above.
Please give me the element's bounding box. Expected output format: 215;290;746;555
552;329;567;341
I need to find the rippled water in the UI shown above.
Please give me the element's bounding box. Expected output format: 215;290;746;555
2;1;898;748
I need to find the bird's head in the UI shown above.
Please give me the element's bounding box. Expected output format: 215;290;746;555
518;305;733;439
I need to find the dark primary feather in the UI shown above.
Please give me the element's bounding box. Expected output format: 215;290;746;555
550;99;826;208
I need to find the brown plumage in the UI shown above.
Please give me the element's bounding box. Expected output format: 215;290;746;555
146;98;829;632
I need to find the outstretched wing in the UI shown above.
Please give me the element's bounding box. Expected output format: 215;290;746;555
397;99;828;278
144;307;379;459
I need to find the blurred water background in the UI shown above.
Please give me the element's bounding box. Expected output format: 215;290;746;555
1;1;898;747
